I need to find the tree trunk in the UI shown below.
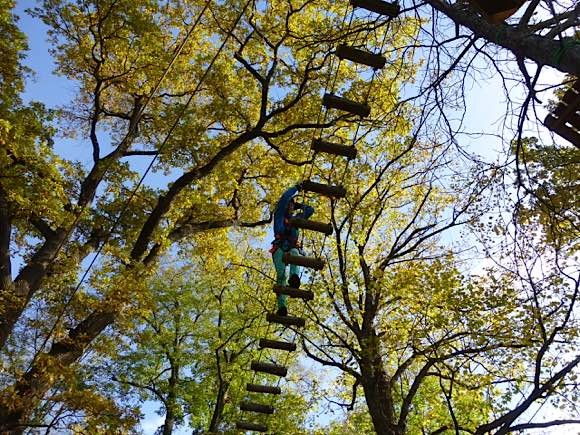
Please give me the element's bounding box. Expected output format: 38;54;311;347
0;192;11;285
0;230;67;350
162;414;175;435
162;365;179;435
360;365;401;435
426;0;580;76
0;116;139;352
0;126;264;428
358;332;401;435
0;310;115;431
207;380;229;433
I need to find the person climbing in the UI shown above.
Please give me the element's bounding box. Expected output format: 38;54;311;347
270;183;314;316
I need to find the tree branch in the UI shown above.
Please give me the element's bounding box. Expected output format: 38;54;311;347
425;0;580;76
476;355;580;434
122;150;159;157
0;190;12;286
130;127;263;261
508;420;580;431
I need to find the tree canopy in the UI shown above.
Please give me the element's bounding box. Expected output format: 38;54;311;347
0;0;578;433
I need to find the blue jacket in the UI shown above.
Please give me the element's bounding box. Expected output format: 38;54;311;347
272;186;314;251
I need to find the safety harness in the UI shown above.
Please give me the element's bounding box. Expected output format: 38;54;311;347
270;216;301;253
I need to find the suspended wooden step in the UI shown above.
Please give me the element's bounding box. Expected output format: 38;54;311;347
302;180;346;198
259;337;297;351
266;312;306;327
288;217;333;235
273;284;314;302
236;421;268;432
241;401;275;414
247;383;282;395
311;138;357;160
468;0;526;23
282;251;325;270
350;0;400;17
545;115;580;147
545;80;580;148
251;361;287;377
323;93;370;117
336;45;386;69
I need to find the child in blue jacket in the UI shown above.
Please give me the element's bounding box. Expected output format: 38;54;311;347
270;184;314;316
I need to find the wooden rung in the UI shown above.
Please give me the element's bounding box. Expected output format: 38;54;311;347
311;138;357;159
470;0;524;14
469;0;524;22
481;0;525;14
568;111;580;129
553;104;570;118
282;252;325;270
266;312;306;327
323;93;370;117
336;45;386;69
288;217;333;235
236;421;268;432
241;401;275;414
302;180;346;198
545;114;580;147
554;99;580;119
259;337;297;351
273;285;314;302
548;111;580;130
251;361;287;377
552;124;580;148
544;113;559;128
563;90;580;105
247;383;282;395
350;0;400;17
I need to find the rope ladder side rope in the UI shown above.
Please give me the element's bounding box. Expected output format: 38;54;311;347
236;0;400;432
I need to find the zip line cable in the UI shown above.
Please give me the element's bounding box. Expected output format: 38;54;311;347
27;0;253;371
33;0;213;288
23;0;213;364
